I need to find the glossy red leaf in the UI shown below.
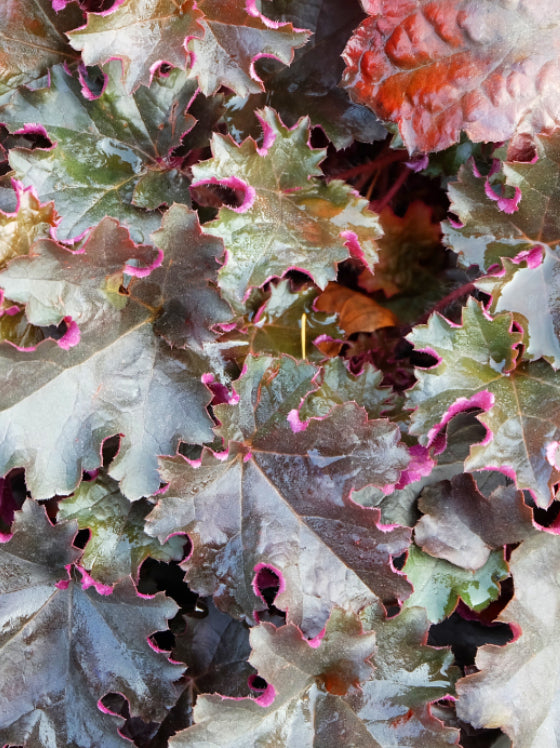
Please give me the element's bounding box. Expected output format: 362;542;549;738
342;0;560;153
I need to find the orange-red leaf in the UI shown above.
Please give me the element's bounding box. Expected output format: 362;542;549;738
342;0;560;153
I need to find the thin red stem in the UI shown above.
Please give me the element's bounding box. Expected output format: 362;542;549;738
416;282;477;325
329;151;407;182
370;165;409;213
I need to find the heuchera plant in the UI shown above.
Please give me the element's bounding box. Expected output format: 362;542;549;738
2;0;560;745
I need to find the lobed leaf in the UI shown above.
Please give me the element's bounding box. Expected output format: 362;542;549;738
444;133;560;271
298;357;398;421
414;474;533;570
457;530;560;747
353;605;459;746
191;108;382;309
187;0;309;97
0;220;214;499
0;183;58;267
1;63;197;241
407;300;560;506
0;217;159;327
171;608;377;747
132;203;233;349
353;413;488;527
68;0;204;93
0;500;182;748
171;606;458;746
146;355;411;636
172;598;254;698
478;249;560;369
219;279;344;363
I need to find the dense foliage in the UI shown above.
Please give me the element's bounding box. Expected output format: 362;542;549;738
1;1;558;746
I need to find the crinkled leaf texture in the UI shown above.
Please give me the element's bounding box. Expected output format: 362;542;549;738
0;218;213;499
0;500;182;748
354;605;459;747
171;607;458;747
457;530;560;747
1;62;197;241
342;0;560;152
407;298;560;507
191;108;382;309
146;355;411;636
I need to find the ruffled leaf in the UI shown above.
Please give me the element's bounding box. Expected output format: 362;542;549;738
444;133;560;271
403;544;509;623
407;300;560;506
0;500;182;748
58;472;186;585
457;531;560;747
414;474;533;570
171;606;458;747
68;0;204;93
222;0;386;148
1;63;197;241
192;108;382;310
147;355;411;636
0;219;213;499
188;0;309;96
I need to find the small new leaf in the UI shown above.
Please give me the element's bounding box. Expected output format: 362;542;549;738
403;544;508;623
58;472;186;586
